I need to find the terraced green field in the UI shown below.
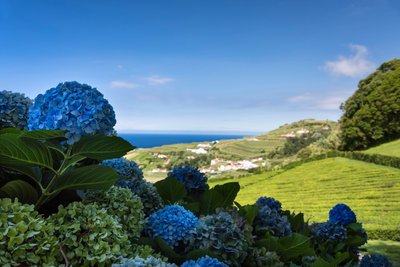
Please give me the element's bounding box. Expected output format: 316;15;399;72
364;139;400;157
209;157;400;238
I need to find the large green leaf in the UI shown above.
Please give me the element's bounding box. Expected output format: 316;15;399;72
154;176;187;204
21;130;66;140
71;135;134;160
279;233;315;260
212;182;240;207
48;165;118;194
238;204;258;225
0;134;54;170
199;189;224;215
0;180;39;204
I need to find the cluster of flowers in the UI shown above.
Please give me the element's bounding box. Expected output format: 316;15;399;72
168;165;209;194
28;81;116;144
0;90;32;129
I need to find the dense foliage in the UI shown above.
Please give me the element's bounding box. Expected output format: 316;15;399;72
339;59;400;150
0;90;32;130
0;82;393;266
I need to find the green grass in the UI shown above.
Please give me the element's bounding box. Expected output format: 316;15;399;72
209;157;400;238
364;139;400;157
364;240;400;267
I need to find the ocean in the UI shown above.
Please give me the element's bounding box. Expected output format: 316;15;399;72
118;133;247;148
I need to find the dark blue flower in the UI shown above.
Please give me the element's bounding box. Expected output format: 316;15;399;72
329;204;357;225
0;90;32;129
28;81;116;144
255;196;282;212
316;221;347;242
146;205;198;248
169;166;209;194
254;205;292;237
359;253;392;267
101;158;144;184
181;256;229;267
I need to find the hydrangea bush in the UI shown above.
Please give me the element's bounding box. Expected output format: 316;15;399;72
0;90;32;129
101;158;144;184
28;81;116;143
112;256;177;267
50;202;132;266
83;186;144;240
146;205;199;248
0;198;58;266
168;165;209;194
181;256;229;267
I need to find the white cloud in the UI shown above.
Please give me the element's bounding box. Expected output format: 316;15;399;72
323;44;375;77
287;92;352;110
145;75;175;85
110;80;139;89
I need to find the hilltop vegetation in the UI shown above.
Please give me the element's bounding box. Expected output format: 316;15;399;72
126;119;337;181
339;58;400;150
208;157;400;242
364;139;400;158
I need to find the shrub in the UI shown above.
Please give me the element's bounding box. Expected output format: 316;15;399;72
191;211;248;267
83;186;145;240
28;81;116;144
181;256;229;267
255;196;282;212
168;165;209;194
112;256;177;267
0;198;58;266
145;205;198;248
316;221;347;242
50;202;131;266
0;90;32;129
253;205;292;237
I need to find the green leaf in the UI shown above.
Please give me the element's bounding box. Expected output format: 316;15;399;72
21;130;66;140
0;128;22;135
311;257;336;267
199;189;224;215
279;233;315;260
0;134;54;170
288;212;306;232
71;135;134;160
256;236;282;252
212;182;240;207
155;237;184;262
154;176;187;204
0;180;39;204
238;204;258;225
48;165;118;194
0;165;42;184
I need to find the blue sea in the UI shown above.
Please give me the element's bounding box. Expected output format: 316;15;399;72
118;133;247;148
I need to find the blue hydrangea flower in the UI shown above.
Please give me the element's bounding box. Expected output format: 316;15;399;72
316;221;347;242
101;158;144;184
254;205;292;237
181;256;228;267
0;90;32;129
112;256;177;267
255;196;282;212
28;81;116;144
359;253;392;267
329;204;357;225
169;166;209;194
145;205;198;248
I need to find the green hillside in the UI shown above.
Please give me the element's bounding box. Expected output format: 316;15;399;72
127;119;337;181
208;157;400;240
364;139;400;158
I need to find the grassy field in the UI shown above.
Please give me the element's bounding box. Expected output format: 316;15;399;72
208;157;400;238
364;139;400;157
208;157;400;264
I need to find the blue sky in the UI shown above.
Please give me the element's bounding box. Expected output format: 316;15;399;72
1;0;399;133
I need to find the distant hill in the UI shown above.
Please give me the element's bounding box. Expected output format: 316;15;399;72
126;119;337;181
364;139;400;158
208;157;400;242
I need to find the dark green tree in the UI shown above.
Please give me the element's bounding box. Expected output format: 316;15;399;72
339;59;400;150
